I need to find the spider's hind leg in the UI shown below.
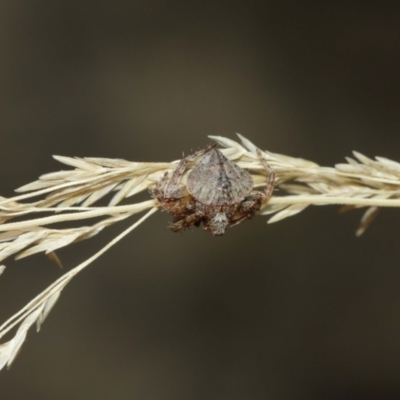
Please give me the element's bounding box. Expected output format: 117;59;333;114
256;149;275;203
229;193;263;228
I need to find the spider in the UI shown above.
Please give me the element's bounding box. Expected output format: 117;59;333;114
151;144;275;236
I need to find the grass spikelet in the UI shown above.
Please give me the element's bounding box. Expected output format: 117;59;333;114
1;134;400;370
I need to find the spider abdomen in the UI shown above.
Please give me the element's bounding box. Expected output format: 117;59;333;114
186;148;253;206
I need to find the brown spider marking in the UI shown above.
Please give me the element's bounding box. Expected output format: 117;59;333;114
151;145;275;236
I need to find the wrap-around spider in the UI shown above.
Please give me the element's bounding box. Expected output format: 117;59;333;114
152;145;275;236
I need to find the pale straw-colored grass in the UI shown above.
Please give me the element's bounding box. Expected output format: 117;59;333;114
1;133;400;370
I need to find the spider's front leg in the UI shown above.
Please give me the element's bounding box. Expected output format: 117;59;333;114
169;209;203;232
151;171;171;203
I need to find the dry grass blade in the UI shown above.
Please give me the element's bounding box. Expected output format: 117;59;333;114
267;204;309;224
356;206;380;237
0;207;157;370
0;306;44;370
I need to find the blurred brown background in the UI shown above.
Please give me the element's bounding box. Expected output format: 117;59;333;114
1;1;400;399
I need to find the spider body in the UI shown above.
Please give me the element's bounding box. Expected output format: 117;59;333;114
152;146;275;236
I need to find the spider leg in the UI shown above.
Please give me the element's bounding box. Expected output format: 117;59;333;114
169;211;203;232
241;193;260;209
229;213;254;227
151;172;168;200
256;149;275;203
228;194;262;228
169;200;205;232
